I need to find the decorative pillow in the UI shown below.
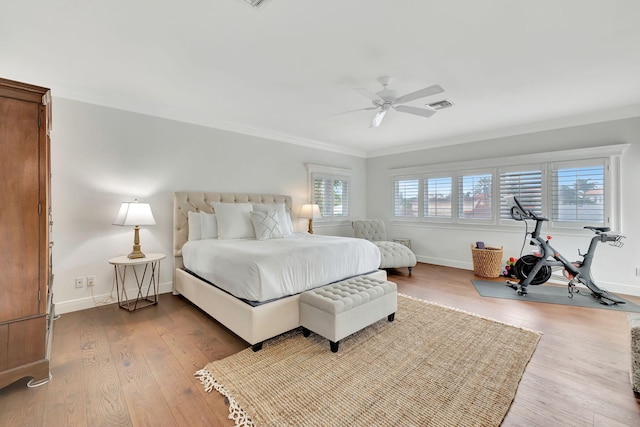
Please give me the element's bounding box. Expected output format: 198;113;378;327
200;212;218;239
210;202;255;239
250;210;284;241
187;211;202;241
252;203;293;235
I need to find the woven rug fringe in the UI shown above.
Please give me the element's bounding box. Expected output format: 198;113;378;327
195;368;255;427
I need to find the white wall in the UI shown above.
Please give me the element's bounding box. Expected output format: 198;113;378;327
50;98;640;313
366;117;640;296
51;98;367;313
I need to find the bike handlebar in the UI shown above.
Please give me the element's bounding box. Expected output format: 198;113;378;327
506;197;624;244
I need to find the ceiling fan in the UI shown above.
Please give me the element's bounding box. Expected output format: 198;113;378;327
338;76;445;128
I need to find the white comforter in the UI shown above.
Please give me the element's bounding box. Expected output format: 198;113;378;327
182;233;381;302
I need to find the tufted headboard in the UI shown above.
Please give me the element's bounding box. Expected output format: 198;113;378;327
172;192;293;271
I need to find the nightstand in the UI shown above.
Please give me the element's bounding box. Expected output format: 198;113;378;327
393;238;412;250
109;253;166;312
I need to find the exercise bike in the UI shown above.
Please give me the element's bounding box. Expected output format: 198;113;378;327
505;195;626;305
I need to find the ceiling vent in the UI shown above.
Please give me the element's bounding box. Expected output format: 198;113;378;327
241;0;271;8
427;99;453;110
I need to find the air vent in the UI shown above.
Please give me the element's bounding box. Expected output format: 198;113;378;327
427;99;453;110
241;0;270;8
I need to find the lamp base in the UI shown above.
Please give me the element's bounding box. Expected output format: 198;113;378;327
308;218;314;234
128;226;147;258
127;250;146;259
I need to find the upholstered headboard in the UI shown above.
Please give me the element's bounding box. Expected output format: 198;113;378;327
171;192;293;271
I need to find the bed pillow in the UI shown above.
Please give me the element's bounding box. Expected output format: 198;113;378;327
252;203;293;235
210;202;255;239
200;212;218;239
187;211;202;241
250;210;284;241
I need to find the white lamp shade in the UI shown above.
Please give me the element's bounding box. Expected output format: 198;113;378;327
299;203;321;219
113;201;156;226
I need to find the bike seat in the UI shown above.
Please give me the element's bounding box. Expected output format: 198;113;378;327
584;226;610;233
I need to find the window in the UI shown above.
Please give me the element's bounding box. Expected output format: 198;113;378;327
551;160;606;227
458;172;492;221
423;176;452;219
307;164;351;222
394;178;419;217
499;167;543;221
390;144;625;231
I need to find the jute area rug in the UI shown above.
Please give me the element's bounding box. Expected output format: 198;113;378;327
196;294;541;427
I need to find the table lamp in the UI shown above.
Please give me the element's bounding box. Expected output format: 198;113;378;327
299;203;321;234
113;199;156;259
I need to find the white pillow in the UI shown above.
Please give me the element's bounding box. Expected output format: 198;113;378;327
187;211;202;241
252;203;293;235
210;202;255;239
250;210;284;241
200;212;218;239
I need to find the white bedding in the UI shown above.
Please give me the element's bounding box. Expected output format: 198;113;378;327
182;233;381;302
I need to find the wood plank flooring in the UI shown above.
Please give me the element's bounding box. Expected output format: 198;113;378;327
1;263;639;426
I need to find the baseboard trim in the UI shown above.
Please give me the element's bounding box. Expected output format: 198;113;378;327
54;281;173;314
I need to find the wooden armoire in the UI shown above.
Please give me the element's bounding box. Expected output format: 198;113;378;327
0;78;54;389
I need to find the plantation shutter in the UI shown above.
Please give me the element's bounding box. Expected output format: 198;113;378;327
423;176;452;218
313;174;350;218
499;168;543;220
394;178;419;217
551;160;606;227
457;172;492;221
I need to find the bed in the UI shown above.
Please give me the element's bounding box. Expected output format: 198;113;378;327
172;192;385;350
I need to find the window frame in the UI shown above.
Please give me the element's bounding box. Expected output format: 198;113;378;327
393;175;421;219
306;163;352;225
548;158;609;230
457;169;494;225
498;164;545;226
390;144;627;233
423;174;454;222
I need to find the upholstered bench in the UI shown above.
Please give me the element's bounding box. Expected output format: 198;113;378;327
299;276;397;352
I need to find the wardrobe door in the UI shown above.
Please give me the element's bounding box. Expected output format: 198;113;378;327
0;96;42;323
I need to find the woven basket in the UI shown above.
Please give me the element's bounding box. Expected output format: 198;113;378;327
471;244;503;278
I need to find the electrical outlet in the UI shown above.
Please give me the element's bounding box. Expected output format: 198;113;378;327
636;267;640;277
75;277;85;288
87;275;95;287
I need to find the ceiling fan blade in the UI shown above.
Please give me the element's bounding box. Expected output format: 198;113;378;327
393;105;437;118
370;110;387;128
354;88;384;103
394;84;444;105
329;106;378;116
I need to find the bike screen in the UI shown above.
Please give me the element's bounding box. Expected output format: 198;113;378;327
505;195;528;221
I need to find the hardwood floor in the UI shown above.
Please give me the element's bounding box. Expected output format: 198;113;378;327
1;263;639;426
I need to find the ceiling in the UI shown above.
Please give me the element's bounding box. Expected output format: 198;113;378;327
2;0;640;158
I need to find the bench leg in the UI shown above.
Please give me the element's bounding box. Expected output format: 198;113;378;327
302;327;311;337
408;266;412;275
330;341;339;353
388;312;395;322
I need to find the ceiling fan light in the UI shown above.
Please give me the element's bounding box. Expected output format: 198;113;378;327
371;110;387;128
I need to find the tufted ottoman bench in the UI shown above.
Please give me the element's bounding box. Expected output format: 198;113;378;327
299;276;397;352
